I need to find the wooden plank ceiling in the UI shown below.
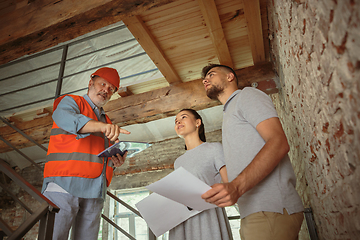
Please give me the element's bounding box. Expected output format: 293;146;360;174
0;0;275;153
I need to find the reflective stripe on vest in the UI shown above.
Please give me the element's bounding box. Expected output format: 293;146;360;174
44;94;114;186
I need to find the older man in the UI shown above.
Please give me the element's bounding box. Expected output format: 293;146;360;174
42;67;130;240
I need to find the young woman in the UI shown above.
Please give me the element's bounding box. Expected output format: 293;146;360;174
169;109;233;240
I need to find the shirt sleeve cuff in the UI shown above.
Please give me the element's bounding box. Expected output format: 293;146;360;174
75;116;92;139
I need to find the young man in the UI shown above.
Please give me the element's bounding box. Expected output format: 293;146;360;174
201;64;304;240
42;67;130;240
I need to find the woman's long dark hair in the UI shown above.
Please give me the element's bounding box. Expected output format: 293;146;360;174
179;109;206;149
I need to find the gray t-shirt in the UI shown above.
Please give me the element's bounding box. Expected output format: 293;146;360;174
169;142;233;240
222;87;304;218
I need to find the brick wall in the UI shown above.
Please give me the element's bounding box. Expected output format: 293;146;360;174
267;0;360;239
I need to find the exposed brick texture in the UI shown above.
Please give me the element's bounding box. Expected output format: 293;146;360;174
268;0;360;239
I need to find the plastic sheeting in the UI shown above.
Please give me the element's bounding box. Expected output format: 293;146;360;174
0;21;163;117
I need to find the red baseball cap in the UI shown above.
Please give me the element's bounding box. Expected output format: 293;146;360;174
91;67;120;90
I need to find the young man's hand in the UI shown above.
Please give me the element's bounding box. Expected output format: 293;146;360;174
201;182;241;207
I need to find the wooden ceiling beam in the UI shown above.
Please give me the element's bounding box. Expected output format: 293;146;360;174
0;62;275;153
118;87;134;97
0;0;111;46
236;62;278;94
123;15;181;85
197;0;233;68
0;0;176;65
243;0;265;64
104;78;220;126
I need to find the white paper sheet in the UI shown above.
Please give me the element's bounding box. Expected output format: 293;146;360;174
136;193;200;237
146;167;216;211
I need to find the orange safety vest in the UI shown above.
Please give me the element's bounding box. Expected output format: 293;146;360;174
44;94;114;186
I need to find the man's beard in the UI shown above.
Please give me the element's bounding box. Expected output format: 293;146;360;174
96;92;110;107
206;84;224;100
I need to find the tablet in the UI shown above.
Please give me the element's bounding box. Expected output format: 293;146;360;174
97;141;152;158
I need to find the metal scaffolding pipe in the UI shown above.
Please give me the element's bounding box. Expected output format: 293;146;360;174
0;136;43;172
0;116;48;152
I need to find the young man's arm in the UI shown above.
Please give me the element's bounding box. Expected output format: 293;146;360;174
201;117;290;207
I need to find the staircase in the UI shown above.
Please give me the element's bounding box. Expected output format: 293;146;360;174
0;158;59;240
